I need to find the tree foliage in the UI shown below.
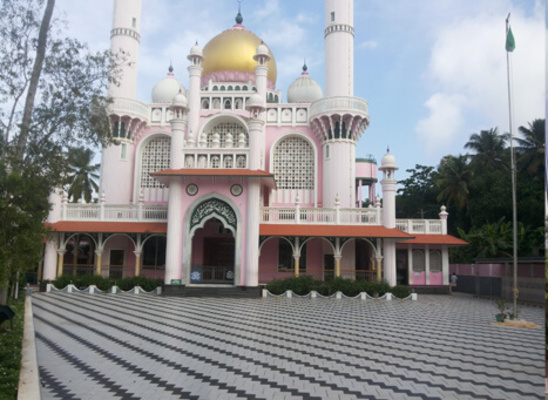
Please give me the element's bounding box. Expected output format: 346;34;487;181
0;0;118;303
65;147;100;203
396;119;545;261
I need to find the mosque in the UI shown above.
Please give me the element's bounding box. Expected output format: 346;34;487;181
43;0;466;291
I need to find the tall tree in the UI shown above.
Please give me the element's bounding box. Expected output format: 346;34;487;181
436;155;473;212
396;164;439;219
0;0;119;303
515;118;545;178
464;128;508;171
65;148;100;203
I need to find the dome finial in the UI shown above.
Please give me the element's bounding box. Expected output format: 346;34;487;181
302;60;308;72
235;0;243;24
168;62;173;73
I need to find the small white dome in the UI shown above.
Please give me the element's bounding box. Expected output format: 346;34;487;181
256;43;269;57
380;150;397;170
287;65;323;103
151;67;186;103
188;42;204;60
246;92;265;109
172;90;188;108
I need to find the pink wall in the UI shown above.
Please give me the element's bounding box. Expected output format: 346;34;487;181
411;272;426;285
429;272;443;285
355;161;377;180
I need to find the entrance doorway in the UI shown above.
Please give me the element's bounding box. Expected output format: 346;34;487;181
109;250;124;279
191;218;235;284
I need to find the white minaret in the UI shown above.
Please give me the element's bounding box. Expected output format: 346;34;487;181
380;150;398;286
316;0;368;208
100;0;143;204
325;0;353;97
109;0;142;99
187;43;204;145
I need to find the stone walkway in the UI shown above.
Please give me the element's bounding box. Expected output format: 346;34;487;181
31;292;545;399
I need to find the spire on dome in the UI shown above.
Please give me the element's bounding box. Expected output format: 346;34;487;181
235;0;243;24
302;61;308;73
168;63;174;73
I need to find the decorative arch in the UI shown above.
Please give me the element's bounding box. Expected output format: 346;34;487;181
199;114;249;149
183;193;243;285
269;132;318;205
134;132;171;201
340;237;380;257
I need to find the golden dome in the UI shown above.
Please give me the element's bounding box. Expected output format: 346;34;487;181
202;28;277;84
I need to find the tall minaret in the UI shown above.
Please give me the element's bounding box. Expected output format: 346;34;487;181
380;150;398;286
100;0;143;204
313;0;368;208
109;0;142;99
324;0;353;97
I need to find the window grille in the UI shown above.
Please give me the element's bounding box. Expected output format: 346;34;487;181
273;136;314;190
140;136;170;188
412;250;425;272
206;122;248;148
430;250;442;272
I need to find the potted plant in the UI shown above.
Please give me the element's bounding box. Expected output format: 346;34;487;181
495;298;508;322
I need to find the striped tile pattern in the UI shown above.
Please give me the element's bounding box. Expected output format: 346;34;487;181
32;293;545;400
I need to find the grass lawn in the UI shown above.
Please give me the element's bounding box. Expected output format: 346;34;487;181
0;295;25;400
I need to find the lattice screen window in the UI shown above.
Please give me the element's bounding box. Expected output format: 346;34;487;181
412;250;425;272
430;250;442;272
206;122;248;148
273;136;314;190
140;136;171;188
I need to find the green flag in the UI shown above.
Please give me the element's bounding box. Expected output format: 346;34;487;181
506;27;515;52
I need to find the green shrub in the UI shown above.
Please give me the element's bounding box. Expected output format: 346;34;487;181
390;285;412;299
51;274;160;292
265;275;410;299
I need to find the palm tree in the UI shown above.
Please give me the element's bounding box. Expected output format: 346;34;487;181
436;155;473;212
464;128;508;171
515;118;545;178
65;148;100;203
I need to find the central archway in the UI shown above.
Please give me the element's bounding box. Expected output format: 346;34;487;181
183;194;242;285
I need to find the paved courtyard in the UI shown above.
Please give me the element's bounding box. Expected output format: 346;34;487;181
31;292;545;400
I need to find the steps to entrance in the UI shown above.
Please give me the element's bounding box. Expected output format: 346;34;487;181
162;285;263;298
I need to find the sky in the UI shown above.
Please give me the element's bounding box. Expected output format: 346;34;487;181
55;0;544;180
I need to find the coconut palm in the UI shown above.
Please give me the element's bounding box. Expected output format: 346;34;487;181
436;155;473;212
515;118;545;179
65;147;100;203
464;128;508;171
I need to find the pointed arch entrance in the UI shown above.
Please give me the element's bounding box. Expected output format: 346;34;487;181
183;196;242;285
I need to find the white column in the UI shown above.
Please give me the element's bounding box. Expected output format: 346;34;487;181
170;119;185;169
164;179;183;284
441;245;450;285
383;240;396;286
407;244;413;285
187;44;204;145
325;0;354;97
43;234;58;281
425;244;430;285
109;0;142;99
246;177;260;286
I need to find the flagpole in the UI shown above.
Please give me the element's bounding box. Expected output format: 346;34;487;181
505;14;518;317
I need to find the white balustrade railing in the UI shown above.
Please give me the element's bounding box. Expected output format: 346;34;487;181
309;96;369;117
395;219;443;234
110;98;149;121
261;206;381;225
62;203;167;222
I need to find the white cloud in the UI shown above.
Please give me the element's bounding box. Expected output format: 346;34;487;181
359;40;378;50
415;93;465;154
415;3;544;157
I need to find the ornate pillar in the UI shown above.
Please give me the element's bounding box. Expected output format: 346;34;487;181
95;250;103;276
134;251;142;277
56;250;66;278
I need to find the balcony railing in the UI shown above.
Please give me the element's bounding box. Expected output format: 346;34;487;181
395;219;443;234
110;98;149;121
62;203;167;222
261;206;381;225
309;96;369;117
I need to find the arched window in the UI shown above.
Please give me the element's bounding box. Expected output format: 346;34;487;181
412;250;425;272
228;86;233;91
430;250;442;272
224;99;232;109
140;136;170;189
202;99;210;109
206;122;248;148
273;136;314;190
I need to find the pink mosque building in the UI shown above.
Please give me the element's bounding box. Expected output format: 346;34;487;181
43;0;466;292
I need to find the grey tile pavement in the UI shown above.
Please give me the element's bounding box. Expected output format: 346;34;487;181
31;292;545;399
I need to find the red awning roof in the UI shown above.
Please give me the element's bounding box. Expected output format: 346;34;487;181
46;221;167;233
403;234;468;245
260;224;413;239
151;168;276;189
